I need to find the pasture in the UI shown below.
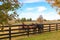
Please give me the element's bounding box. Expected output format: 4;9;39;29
0;21;60;40
17;31;60;40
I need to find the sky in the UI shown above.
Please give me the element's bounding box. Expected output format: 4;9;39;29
18;0;60;20
17;0;60;20
1;0;60;20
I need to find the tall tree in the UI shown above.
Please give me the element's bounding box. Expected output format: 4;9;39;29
37;15;43;23
46;0;60;14
0;0;21;31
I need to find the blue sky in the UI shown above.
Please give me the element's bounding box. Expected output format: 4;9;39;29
17;0;60;20
1;0;60;20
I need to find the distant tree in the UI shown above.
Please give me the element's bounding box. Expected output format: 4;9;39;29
27;18;32;21
46;0;60;15
37;15;43;23
30;18;32;21
21;18;26;22
27;19;30;21
57;19;60;21
44;19;47;21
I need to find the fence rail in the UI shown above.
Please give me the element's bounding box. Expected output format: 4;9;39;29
0;23;60;40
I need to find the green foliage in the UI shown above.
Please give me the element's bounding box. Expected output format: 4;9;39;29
27;18;32;21
44;19;47;21
0;11;8;25
0;0;21;31
0;0;20;25
20;18;32;22
57;19;60;21
21;18;26;22
0;0;20;11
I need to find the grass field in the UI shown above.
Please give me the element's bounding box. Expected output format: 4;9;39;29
17;31;60;40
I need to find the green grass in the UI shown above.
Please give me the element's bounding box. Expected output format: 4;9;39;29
18;31;60;40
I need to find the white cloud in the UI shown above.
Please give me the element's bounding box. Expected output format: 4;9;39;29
25;6;47;12
26;8;34;11
22;0;45;3
37;6;47;12
42;12;60;20
19;12;39;20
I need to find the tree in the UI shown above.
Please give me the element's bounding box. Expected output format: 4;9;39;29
44;19;47;21
57;19;60;21
21;18;26;22
27;18;32;21
46;0;60;15
29;18;32;21
0;0;21;31
37;15;43;23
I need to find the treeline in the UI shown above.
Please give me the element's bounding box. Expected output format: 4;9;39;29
15;18;32;23
20;18;32;22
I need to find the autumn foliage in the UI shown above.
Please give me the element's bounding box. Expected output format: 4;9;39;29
37;15;43;23
46;0;60;15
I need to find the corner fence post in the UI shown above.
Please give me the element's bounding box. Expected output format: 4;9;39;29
9;26;11;40
49;24;51;32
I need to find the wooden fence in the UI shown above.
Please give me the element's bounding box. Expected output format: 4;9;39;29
0;23;60;40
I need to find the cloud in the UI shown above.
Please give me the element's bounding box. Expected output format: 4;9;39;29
42;12;60;20
19;12;40;20
37;6;47;12
25;6;47;12
26;8;34;11
22;0;45;3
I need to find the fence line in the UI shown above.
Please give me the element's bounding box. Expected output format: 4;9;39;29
0;23;60;40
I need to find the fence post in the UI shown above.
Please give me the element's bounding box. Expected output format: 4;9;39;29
49;24;51;32
27;25;29;37
9;27;11;40
22;23;25;29
42;24;44;32
33;24;36;34
56;24;58;31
